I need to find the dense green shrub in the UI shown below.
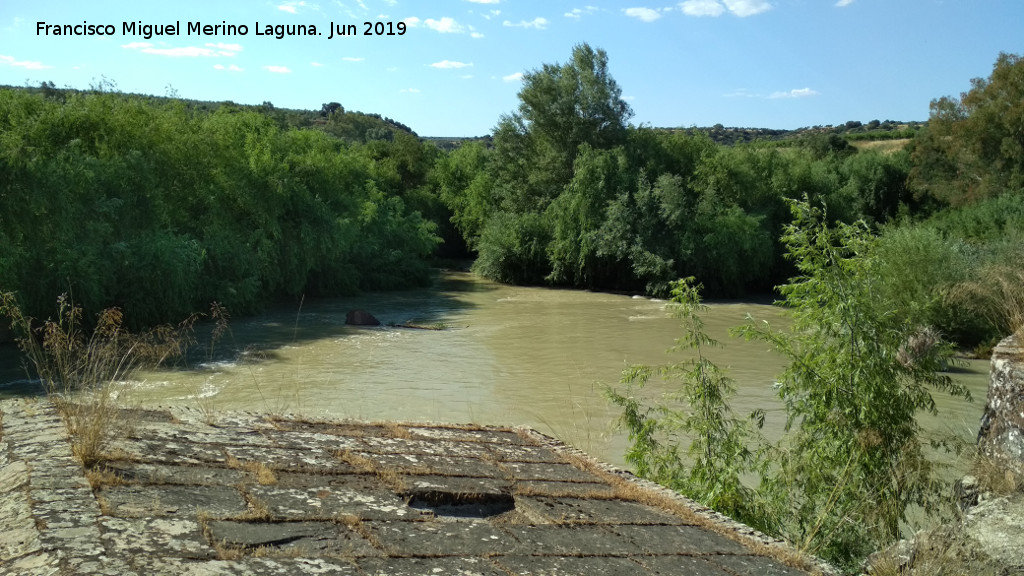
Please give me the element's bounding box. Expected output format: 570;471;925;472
0;88;440;327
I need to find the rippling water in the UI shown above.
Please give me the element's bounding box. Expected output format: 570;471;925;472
0;271;989;470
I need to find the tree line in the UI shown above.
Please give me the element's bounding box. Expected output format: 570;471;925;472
2;47;1021;351
0;88;441;327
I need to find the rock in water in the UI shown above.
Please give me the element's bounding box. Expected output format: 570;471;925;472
345;310;381;326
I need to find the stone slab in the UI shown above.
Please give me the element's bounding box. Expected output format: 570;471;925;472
97;461;248;486
205;520;378;557
500;524;643;556
0;399;822;575
99;517;215;559
365;520;508;557
97;484;248;518
495;555;654;576
356;556;508;576
499;462;605;483
707;554;809;575
635;555;733;575
248;483;418;521
514;496;686;526
609;525;751;555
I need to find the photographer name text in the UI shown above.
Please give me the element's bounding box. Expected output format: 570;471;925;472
36;20;407;40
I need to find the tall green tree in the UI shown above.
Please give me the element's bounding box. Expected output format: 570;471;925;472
490;43;633;213
912;52;1024;204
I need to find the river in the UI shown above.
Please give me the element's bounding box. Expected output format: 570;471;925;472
0;271;990;470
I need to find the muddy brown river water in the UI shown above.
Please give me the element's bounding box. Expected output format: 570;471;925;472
0;271;989;470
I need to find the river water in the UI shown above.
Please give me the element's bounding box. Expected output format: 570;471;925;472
0;271;989;470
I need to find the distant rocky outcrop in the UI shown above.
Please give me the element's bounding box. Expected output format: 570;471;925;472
345;310;381;326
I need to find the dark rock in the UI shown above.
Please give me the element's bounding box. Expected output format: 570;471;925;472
345;309;381;326
954;475;981;511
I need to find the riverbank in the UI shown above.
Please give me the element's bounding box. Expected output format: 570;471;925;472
0;398;831;575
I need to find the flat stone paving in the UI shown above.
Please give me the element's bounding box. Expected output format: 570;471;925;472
0;398;826;575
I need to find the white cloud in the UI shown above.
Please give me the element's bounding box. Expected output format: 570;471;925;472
461;74;474;79
311;61;324;67
342;56;364;62
430;60;473;69
124;40;239;59
565;6;599;19
213;64;244;72
482;9;502;19
0;54;52;70
402;17;421;27
503;17;548;29
133;45;219;57
401;88;421;93
206;42;243;52
679;0;724;16
471;31;484;38
503;72;524;82
425;17;465;33
835;0;855;6
278;1;314;13
769;87;819;99
623;7;661;22
205;42;241;56
722;0;772;17
680;0;770;17
264;65;292;73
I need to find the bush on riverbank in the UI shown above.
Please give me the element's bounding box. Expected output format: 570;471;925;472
608;201;972;571
0;89;439;328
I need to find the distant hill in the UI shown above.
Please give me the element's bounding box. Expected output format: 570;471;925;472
662;120;925;146
1;83;419;145
419;119;925;150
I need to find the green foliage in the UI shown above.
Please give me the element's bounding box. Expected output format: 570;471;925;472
911;52;1024;204
471;212;552;285
0;88;441;327
735;201;969;567
609;203;972;570
440;45;923;298
605;278;764;522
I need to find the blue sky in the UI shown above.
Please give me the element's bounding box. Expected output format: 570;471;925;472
1;1;1022;136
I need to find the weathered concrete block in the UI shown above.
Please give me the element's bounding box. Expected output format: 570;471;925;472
979;334;1024;478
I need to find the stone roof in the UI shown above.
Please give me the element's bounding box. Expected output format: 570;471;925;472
0;398;830;575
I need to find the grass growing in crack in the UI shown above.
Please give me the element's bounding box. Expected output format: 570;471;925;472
242;493;273;520
0;293;193;466
224;452;280;486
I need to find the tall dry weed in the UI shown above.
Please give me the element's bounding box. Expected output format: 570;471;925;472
0;292;193;465
950;257;1024;341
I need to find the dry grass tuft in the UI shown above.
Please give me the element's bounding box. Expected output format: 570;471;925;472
950;257;1024;342
383;422;412;439
85;465;129;489
242;494;273;521
225;455;279;486
971;454;1019;496
0;293;193;466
